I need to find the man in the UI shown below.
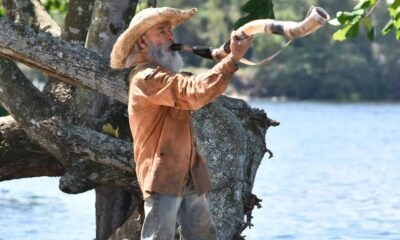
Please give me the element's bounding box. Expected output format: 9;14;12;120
110;7;252;240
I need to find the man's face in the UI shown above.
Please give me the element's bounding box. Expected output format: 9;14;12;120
142;22;184;72
144;22;175;47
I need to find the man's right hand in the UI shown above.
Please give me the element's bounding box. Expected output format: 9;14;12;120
229;31;253;62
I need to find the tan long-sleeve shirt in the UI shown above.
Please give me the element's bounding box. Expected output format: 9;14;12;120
128;56;238;198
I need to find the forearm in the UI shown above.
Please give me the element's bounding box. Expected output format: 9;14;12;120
176;55;238;109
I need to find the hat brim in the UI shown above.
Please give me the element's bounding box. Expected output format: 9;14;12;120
110;7;197;69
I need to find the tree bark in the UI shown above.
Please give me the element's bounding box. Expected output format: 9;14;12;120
82;1;140;239
63;0;95;44
0;116;64;180
0;115;137;192
38;116;134;172
193;96;276;238
2;0;61;37
43;0;95;123
0;58;136;182
59;159;137;194
0;18;130;104
0;58;65;160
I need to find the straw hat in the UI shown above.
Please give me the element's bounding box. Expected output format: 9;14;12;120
110;7;197;69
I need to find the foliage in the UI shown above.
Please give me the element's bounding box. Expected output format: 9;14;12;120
136;1;150;13
332;0;400;41
154;0;400;101
0;106;7;116
0;4;5;17
40;0;68;14
382;0;400;39
102;123;119;138
233;0;274;29
249;0;398;101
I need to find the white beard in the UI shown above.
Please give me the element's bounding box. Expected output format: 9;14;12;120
147;42;184;73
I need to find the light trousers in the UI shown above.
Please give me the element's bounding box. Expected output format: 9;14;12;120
141;180;218;240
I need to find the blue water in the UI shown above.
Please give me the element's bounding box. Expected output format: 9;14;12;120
244;101;400;240
0;178;95;240
1;101;400;240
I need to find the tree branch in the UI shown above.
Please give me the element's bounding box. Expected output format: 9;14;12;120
39;116;134;173
0;18;130;104
0;116;64;180
2;0;19;19
14;0;61;36
0;58;134;172
3;0;61;36
0;116;136;191
0;31;136;192
59;159;137;194
0;57;67;160
43;0;95;123
0;116;136;190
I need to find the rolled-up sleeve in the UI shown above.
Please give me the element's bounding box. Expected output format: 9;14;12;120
130;56;238;110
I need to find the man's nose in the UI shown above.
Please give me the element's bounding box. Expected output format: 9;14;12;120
167;31;174;41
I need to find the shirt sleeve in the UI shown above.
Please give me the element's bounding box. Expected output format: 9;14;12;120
130;56;238;110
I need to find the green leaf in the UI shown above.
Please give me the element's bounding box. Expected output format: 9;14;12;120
0;6;5;17
352;8;366;16
0;105;8;117
354;0;374;10
388;5;399;17
395;18;400;29
336;9;365;24
363;18;375;40
347;21;361;38
328;18;341;26
241;0;265;13
336;11;352;24
40;0;68;14
333;0;400;41
387;0;400;9
382;20;394;35
386;0;395;6
333;20;361;41
333;25;353;41
234;0;274;29
102;123;119;138
367;26;375;40
233;15;253;29
255;0;274;19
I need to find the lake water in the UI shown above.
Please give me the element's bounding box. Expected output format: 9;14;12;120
1;101;400;240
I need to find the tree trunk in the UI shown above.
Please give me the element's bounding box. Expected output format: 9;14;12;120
78;1;140;239
193;96;277;238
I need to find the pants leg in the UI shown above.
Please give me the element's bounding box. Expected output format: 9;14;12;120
178;183;218;240
141;193;183;240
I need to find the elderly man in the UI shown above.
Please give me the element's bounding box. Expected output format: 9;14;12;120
111;7;252;240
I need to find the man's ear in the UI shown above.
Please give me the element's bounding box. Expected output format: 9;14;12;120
138;36;148;49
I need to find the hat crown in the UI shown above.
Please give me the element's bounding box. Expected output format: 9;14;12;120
129;7;197;28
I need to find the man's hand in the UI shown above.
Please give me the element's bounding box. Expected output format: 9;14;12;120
230;31;253;62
